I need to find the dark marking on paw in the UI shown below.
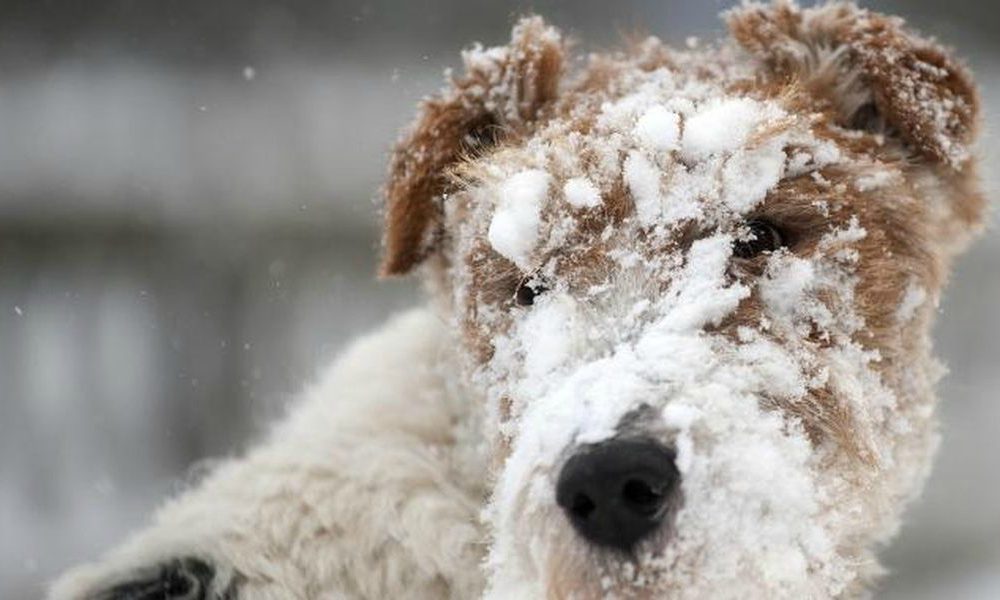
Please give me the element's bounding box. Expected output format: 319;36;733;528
93;557;232;599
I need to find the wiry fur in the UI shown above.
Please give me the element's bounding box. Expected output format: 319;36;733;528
51;2;985;599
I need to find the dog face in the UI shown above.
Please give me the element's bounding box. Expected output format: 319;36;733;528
383;3;983;598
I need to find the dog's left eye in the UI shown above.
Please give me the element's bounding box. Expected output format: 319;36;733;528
514;281;546;306
733;219;785;259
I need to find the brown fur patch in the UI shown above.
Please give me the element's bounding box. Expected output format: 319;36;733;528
381;17;567;275
726;1;979;169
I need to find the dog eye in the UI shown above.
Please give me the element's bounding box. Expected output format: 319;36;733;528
514;281;546;306
733;219;785;259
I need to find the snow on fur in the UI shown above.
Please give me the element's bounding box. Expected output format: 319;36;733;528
562;177;602;209
634;105;680;152
488;169;551;270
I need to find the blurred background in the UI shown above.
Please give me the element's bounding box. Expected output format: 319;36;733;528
0;1;996;597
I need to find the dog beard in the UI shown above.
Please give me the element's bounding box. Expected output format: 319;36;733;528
480;234;883;599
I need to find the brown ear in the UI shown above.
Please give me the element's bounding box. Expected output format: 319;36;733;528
380;16;565;276
727;1;979;169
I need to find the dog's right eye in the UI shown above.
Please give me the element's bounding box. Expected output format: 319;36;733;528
733;218;785;259
514;281;546;306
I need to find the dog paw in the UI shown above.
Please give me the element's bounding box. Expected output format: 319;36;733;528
51;556;237;600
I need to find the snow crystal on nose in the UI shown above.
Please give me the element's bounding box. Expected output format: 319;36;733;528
488;169;551;269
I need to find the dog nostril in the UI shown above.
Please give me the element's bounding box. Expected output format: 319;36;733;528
555;439;679;552
571;492;597;519
621;478;663;514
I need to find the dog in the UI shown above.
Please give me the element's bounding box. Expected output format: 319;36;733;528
50;1;985;598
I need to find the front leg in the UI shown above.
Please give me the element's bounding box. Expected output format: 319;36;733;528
56;556;234;600
50;309;487;600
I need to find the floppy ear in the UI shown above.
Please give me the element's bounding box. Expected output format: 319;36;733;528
380;16;566;276
726;1;979;170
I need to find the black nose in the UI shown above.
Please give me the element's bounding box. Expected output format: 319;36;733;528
555;439;680;552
